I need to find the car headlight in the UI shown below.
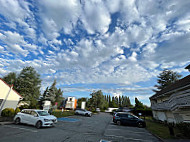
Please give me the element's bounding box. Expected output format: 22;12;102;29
44;119;50;122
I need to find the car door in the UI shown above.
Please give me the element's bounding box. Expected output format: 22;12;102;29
19;110;27;123
22;110;32;124
27;111;38;125
127;114;138;126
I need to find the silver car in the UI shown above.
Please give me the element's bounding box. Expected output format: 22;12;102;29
75;108;92;117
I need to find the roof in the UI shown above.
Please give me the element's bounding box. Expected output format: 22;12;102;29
150;75;190;99
185;64;190;70
0;78;22;98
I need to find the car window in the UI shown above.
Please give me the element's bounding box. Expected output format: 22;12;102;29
31;111;38;116
37;111;49;116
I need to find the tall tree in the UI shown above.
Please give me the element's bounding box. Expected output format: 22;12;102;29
16;66;41;102
3;72;17;89
154;69;182;92
135;97;144;109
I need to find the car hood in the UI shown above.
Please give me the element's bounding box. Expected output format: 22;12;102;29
40;115;57;119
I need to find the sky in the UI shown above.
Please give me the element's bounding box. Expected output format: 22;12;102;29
0;0;190;106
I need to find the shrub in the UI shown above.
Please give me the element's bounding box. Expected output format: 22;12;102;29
1;108;15;117
176;122;190;138
15;107;20;114
52;110;75;118
19;104;29;110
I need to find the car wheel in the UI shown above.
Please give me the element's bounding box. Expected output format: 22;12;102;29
85;113;88;117
117;121;121;126
35;121;42;129
88;113;92;117
15;118;20;125
137;122;144;128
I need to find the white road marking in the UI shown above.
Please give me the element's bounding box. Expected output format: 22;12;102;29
3;125;38;133
106;129;152;135
104;134;149;142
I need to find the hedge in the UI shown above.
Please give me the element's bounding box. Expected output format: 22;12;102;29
1;108;15;117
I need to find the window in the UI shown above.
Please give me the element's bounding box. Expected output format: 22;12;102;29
31;111;38;117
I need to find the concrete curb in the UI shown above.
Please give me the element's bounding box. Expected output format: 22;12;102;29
0;121;14;125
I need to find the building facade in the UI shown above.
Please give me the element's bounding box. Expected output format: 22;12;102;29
0;79;22;114
65;97;77;110
150;74;190;123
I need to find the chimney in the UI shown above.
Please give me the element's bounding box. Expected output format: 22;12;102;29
185;64;190;72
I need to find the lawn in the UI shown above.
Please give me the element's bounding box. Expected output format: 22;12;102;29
52;110;75;118
145;118;184;139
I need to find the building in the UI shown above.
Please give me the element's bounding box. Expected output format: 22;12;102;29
65;97;77;110
150;66;190;123
0;79;22;114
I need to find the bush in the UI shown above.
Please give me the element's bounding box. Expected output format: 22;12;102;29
15;107;20;114
52;110;75;118
1;108;15;117
176;122;190;138
19;104;29;110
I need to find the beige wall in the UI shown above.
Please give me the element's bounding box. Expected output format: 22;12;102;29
0;80;22;110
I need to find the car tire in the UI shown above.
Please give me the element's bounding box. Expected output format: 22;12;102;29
35;121;42;129
75;112;79;115
85;113;88;117
15;118;20;125
117;121;121;126
137;122;144;128
88;113;92;117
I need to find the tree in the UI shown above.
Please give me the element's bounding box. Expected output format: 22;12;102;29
77;97;87;108
135;97;144;109
16;67;41;104
154;69;182;92
3;72;17;89
87;90;108;110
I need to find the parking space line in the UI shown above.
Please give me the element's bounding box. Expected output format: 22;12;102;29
3;125;38;133
106;129;152;135
104;134;148;142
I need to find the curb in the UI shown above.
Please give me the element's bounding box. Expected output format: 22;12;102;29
0;121;14;125
146;128;164;142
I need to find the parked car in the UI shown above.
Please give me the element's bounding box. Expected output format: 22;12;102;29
113;112;146;128
75;108;92;117
14;109;57;129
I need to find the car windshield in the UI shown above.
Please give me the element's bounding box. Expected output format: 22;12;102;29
37;111;49;116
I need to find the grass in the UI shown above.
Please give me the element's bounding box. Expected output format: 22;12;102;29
51;110;75;118
145;118;183;139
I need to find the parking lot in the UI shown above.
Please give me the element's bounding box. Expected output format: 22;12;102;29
0;113;160;142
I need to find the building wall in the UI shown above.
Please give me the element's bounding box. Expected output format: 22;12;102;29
0;80;21;110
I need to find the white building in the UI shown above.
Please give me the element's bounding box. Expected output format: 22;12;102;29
0;79;22;114
150;65;190;123
65;97;77;110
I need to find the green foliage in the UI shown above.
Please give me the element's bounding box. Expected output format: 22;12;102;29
135;97;145;109
176;122;190;138
16;66;41;103
87;90;108;110
3;72;17;90
1;108;15;117
51;110;75;118
40;80;63;107
15;107;20;114
19;104;29;110
77;97;87;108
154;69;182;92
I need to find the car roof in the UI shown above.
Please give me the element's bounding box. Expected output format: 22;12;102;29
22;109;45;111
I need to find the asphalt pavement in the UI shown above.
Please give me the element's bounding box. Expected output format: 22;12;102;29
0;113;160;142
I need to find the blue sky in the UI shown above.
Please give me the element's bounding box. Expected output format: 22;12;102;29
0;0;190;106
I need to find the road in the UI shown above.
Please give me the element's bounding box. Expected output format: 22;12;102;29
0;113;160;142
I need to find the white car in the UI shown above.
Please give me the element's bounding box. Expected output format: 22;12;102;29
75;108;92;117
14;109;57;129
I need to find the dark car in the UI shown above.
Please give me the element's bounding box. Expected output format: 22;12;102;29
113;112;146;128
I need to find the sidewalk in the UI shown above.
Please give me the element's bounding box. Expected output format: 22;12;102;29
0;121;13;125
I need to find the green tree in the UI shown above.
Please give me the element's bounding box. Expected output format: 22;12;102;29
77;97;87;108
3;72;17;89
154;69;182;92
135;97;144;109
16;67;41;105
